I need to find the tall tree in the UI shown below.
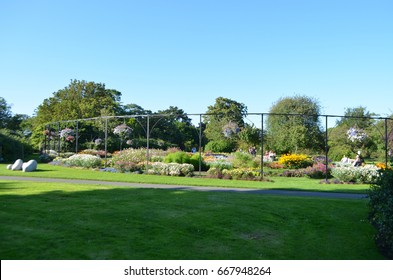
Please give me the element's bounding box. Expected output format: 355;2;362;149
203;97;247;142
0;97;12;129
266;95;324;154
31;80;123;149
0;97;30;131
328;106;378;160
35;79;122;124
119;103;152;139
336;106;376;129
154;106;198;150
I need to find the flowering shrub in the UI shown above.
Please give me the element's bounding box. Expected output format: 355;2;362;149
280;169;305;177
303;162;331;179
331;164;380;183
375;162;391;170
313;155;331;164
222;168;260;180
207;160;233;171
347;127;367;143
111;148;148;166
115;161;144;173
266;162;285;169
60;154;102;168
146;162;194;177
147;162;168;175
278;154;312;169
111;148;169;172
39;150;59;163
79;149;110;157
55;152;75;158
206;167;224;178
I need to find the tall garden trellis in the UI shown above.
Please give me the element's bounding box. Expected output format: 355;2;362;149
43;113;393;180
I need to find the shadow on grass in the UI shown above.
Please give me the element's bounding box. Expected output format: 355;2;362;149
0;181;383;260
34;169;55;172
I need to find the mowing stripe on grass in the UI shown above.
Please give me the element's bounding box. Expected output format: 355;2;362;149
0;176;366;199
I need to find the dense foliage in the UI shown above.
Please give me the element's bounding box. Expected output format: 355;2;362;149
368;169;393;259
203;97;247;152
327;107;381;161
0;97;33;161
0;129;33;162
266;95;324;154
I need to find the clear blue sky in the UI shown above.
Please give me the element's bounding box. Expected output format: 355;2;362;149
1;0;392;123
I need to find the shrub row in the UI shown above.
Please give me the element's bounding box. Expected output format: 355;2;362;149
207;167;261;180
331;163;380;184
0;129;33;162
163;151;208;171
277;162;331;179
368;169;393;259
55;154;102;168
146;162;194;177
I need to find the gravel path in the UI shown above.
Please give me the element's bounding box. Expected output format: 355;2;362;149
0;175;367;199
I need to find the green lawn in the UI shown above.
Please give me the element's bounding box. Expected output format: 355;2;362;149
0;180;382;260
0;163;371;193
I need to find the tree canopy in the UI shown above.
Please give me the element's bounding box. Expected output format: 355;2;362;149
35;79;122;124
203;97;248;152
266;95;324;154
328;106;380;160
0;97;12;129
4;79;393;162
336;106;376;129
203;97;247;142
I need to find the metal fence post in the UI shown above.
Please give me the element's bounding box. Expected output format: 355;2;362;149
146;115;150;172
385;118;388;167
75;121;79;153
199;114;202;175
104;117;108;168
261;113;264;178
57;122;60;152
325;115;329;182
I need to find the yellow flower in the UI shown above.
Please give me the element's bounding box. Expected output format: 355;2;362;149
278;153;311;169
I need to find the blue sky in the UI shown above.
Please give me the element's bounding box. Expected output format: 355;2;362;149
1;0;392;124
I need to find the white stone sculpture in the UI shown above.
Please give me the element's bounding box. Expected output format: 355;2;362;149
11;159;23;171
22;160;38;172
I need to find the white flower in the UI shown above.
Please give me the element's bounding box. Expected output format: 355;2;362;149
346;127;367;143
63;154;102;168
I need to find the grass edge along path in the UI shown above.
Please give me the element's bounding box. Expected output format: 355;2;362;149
0;164;370;194
0;177;366;199
0;180;383;260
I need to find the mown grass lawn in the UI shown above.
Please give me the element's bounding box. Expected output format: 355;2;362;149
0;180;382;260
0;163;371;193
